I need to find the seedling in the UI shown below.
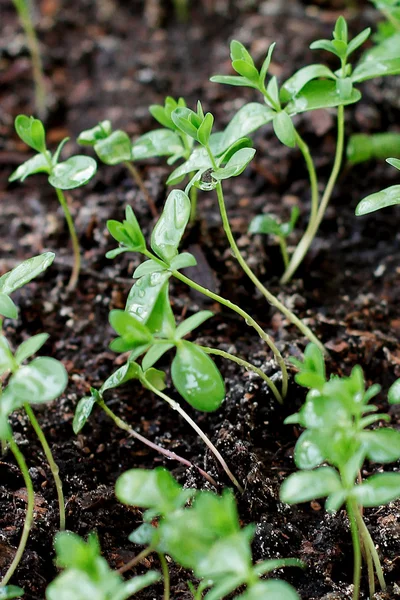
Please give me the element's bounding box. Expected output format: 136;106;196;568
356;157;400;214
0;331;67;588
347;132;400;165
46;531;159;600
280;344;400;600
77;121;158;218
9;116;97;290
249;206;300;269
210;17;400;282
116;467;303;599
12;0;47;118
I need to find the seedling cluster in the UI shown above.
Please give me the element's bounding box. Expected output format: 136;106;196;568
3;6;400;600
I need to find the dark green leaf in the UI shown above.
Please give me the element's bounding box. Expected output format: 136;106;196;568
9;153;51;182
172;107;202;140
15;333;49;364
171;341;225;411
0;253;55;296
72;395;97;434
362;429;400;463
144;281;176;338
352;58;400;82
94;130;132;164
280;467;342;504
15;115;46;153
77;121;112;145
131;129;185;161
272;112;296;148
175;311;213;339
356;185;400;215
151;190;191;262
100;362;142;394
353;472;400;507
48;156;97;190
0;293;18;319
280;64;336;103
286;80;361;115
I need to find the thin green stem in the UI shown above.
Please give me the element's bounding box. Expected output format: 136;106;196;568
24;404;65;531
124;161;158;218
346;499;362;600
158;553;170;600
278;237;289;271
97;399;218;487
281;104;345;284
118;545;154;574
12;0;47;118
295;131;319;223
199;345;283;404
55;187;81;290
145;381;244;493
189;173;198;222
212;177;324;354
356;507;386;591
1;438;35;586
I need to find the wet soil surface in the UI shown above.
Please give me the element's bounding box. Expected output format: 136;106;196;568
1;0;400;598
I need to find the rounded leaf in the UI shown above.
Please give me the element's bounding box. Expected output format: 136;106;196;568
171;341;225;411
94;130;132;165
388;378;400;404
273;112;296;148
353;472;400;507
116;467;182;512
280;467;342;504
212;148;256;180
8;357;68;404
294;430;326;469
9;153;51;183
15;115;46;153
15;333;49;364
77;120;112;145
126;271;171;322
362;429;400;463
48;156;97;190
151;190;191;262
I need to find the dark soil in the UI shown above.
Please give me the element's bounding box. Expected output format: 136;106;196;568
1;0;399;598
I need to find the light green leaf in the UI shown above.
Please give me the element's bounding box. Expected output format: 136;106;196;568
132;129;184;161
353;472;400;507
388;378;400;404
235;580;300;600
116;572;160;600
73;395;97;434
175;311;213;339
0;294;18;319
48;156;97;190
141;367;167;392
8;357;68;404
169;252;197;271
144;281;176;338
0;336;16;376
356;185;400;215
151;190;191;262
142;342;174;370
100;362;142;394
210;75;258;88
294;430;326;470
94;130;132;164
133;260;166;279
211;148;256;180
171;107;202;140
0;585;24;599
230;40;254;64
107;205;146;252
15;333;49;364
272;112;296;148
352;58;400;82
171;341;225;411
197;113;214;146
0;253;55;295
280;64;336;103
15;115;46;153
346;28;371;56
77;120;112;145
280;467;342;504
126;271;171;323
232;59;259;82
259;42;276;86
9;153;51;182
387;157;400;170
286;80;361;115
166;147;212;186
310;39;338;56
361;429;400;463
115;467;183;513
109;310;153;353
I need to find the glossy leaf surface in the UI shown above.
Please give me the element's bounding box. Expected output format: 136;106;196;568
8;357;68;404
286;80;361;115
356;185;400;215
151;190;191;262
0;253;55;295
94;130;132;164
48;156;97;190
9;153;51;182
15;115;46;153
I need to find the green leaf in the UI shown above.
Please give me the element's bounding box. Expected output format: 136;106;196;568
294;430;326;470
171;341;225;411
325;489;347;513
353;472;400;507
235;580;300;600
125;271;171;322
272;112;296;148
259;42;276;86
210;75;258;89
0;336;16;376
387;157;400;170
166;147;212;186
100;362;142;394
218;103;273;153
286;80;361;115
197;113;214;146
352;57;400;82
73;395;97;434
0;586;24;599
280;64;336;103
310;39;338;56
133;260;166;279
109;310;153;353
116;572;160;600
77;120;112;145
212;148;256;180
0;252;55;295
266;76;280;107
280;467;343;504
9;153;51;182
290;343;326;390
142;342;174;370
175;311;213;339
0;294;18;319
52;137;70;166
15;115;46;153
346;28;371;56
107;205;146;252
115;467;184;514
48;156;97;190
141;367;167;392
172;107;202;140
145;281;176;338
15;333;49;364
356;185;400;215
217;137;253;165
8;357;68;404
388;378;400;404
169;252;197;270
94;130;132;164
361;429;400;463
151;190;191;262
232;59;259;82
230;40;254;64
131;129;185;161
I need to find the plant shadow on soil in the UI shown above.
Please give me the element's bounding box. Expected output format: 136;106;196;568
0;0;399;598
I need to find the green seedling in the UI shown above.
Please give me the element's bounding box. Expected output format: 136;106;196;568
46;531;159;600
210;17;400;282
116;467;303;600
356;157;400;214
12;0;47;118
347;132;400;165
249;206;300;269
0;252;54;320
280;344;400;600
9;116;97;290
77;120;158;218
0;332;67;588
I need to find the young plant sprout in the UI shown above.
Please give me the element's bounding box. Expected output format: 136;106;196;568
46;531;159;600
356;157;400;214
116;467;304;600
210;16;400;282
249;206;300;269
0;332;67;587
12;0;47;118
280;344;400;600
77;121;158;218
9;116;97;290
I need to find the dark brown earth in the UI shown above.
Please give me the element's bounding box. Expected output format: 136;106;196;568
0;0;399;598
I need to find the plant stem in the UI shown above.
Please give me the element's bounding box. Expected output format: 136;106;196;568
124;161;158;218
295;131;319;223
278;237;289;270
1;438;35;586
212;177;324;354
12;0;47;119
347;499;362;600
355;507;386;591
97;399;218;487
281;104;345;284
189;173;198;222
158;553;170;600
171;268;288;398
24;404;65;531
118;545;154;574
145;381;244;493
55;187;81;290
199;345;283;404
